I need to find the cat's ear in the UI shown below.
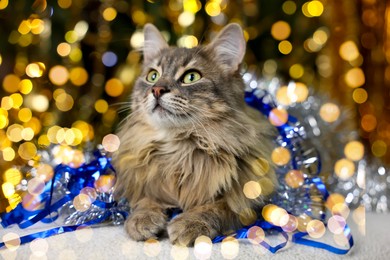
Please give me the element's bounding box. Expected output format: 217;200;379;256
207;23;246;72
143;24;169;64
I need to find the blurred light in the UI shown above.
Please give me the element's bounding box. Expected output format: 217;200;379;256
334;158;355;180
205;2;221;17
29;94;49;112
102;134;120;152
94;175;116;193
328;215;346;234
306;220;326;238
0;0;9;10
36;164;54;182
130;31;144;49
49;65;69;85
0;114;8;129
278;40;292;55
183;0;201;13
371;140;387;157
263;59;277;75
289;64;304;79
38;134;50;147
271;21;291;40
58;0;72;9
285;170;304;188
319;103;340;123
282;1;297;15
74;20;89;39
307;1;324;17
144;239;162;258
18;108;32;122
339;41;360;61
30;19;45;35
221;237;239;259
313;28;328;45
57;42;71;57
69;67;89;86
102;51;118;67
24;117;42;135
269;108;288;126
105;78;124;97
2;182;14;198
2;147;15;161
73;194;91;212
4;168;22;185
18;20;31;35
65;30;78;43
326;193;345;210
288;82;309;103
178;35;198;48
344;141;364;161
69;47;83;62
178;11;195;27
19;79;33;94
352;88;368;104
18;142;37;160
243;181;262;199
345;68;365;88
102;7;117;22
94;99;108;113
6;124;23;142
247;226;265;244
271;147;290;166
10;93;23;109
131;10;147;25
281;214;298;232
27;177;45;196
1;96;13;110
3;74;20;93
55;93;74;111
361;114;377;132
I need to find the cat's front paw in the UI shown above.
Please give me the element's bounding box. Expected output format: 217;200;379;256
167;215;218;246
125;210;167;241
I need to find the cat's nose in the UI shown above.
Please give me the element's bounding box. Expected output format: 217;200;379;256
152;86;169;99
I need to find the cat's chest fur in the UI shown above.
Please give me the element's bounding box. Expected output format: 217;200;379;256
114;120;239;210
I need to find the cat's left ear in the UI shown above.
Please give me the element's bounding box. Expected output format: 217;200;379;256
143;24;169;64
206;23;246;72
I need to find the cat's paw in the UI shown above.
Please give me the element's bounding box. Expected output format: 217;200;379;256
167;215;218;246
125;210;167;241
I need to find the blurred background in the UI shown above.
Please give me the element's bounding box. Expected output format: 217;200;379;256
0;0;389;214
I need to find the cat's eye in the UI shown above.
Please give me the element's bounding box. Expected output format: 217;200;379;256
146;70;160;83
181;70;201;84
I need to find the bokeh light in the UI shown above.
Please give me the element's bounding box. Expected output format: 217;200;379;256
105;78;124;97
285;170;304;188
271;147;290;166
334;158;355;180
269;108;288;126
344;141;364;161
271;21;291;40
306;220;326;238
143;239;161;257
221;237;239;259
194;235;212;259
243;180;262;199
319;103;340;123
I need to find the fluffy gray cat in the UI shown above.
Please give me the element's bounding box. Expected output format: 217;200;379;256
112;23;276;246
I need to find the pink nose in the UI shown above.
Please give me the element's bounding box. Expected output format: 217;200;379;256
152;86;169;99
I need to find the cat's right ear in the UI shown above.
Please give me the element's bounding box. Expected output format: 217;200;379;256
143;24;169;64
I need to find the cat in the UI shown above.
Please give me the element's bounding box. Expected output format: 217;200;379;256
112;23;277;246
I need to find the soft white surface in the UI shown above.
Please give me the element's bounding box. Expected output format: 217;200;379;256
0;212;389;260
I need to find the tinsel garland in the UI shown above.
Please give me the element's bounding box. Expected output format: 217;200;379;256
0;74;358;254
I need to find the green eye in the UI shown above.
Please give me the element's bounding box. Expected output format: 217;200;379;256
146;70;160;83
182;71;201;84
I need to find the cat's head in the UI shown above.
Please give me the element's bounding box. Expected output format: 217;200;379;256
131;23;247;129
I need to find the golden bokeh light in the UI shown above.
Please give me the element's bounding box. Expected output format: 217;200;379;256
10;93;23;109
102;7;117;22
143;239;162;257
19;79;33;94
3;74;20;93
0;0;9;10
6;124;23;142
105;78;124;97
3;168;22;185
352;88;368;104
73;194;91;212
94;175;116;193
285;170;304;188
325;193;345;210
18;142;37;160
289;64;304;79
307;0;324;17
94;99;109;114
306;220;326;238
55;93;74;111
29;94;49;112
102;133;121;152
57;42;71;57
331;203;350;219
269;108;288;126
344;141;364;161
58;0;72;9
1;96;13;110
18;108;32;122
65;30;78;43
26;62;46;78
319;103;340;123
36;164;54;182
271;147;290;166
278;40;293;55
334;158;355;180
297;214;312;232
271;21;291;40
282;0;296;15
361;114;377;132
49;65;69;85
69;67;89;86
345;68;365;88
178;11;195;27
371;140;387;157
243;180;262;199
2;147;15;161
339;41;360;61
205;2;221;17
221;237;239;259
280;214;298;232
